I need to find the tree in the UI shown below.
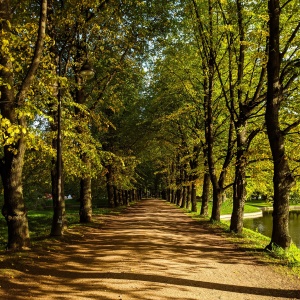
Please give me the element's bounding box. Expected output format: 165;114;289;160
265;0;300;250
212;0;268;233
0;0;47;250
189;0;235;222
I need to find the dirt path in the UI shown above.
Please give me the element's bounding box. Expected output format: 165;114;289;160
0;198;299;299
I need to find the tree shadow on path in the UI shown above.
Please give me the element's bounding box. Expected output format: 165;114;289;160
0;198;299;300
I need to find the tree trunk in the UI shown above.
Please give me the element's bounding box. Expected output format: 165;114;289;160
265;0;294;249
79;174;92;222
210;186;222;222
176;188;182;206
181;185;187;208
50;153;66;236
47;0;66;236
74;53;94;222
124;190;129;205
1;141;30;250
191;181;197;212
79;175;92;223
113;186;119;206
186;183;191;209
230;125;247;233
50;75;66;236
50;99;66;236
200;171;210;216
171;189;175;203
166;188;171;202
118;189;123;205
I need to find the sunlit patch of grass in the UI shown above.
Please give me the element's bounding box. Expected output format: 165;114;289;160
269;243;300;274
246;199;273;208
236;228;300;278
184;202;300;279
0;204;130;248
186;200;262;217
28;210;52;240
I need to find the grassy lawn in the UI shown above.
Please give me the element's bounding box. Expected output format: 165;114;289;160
0;206;126;247
197;199;271;216
188;199;300;279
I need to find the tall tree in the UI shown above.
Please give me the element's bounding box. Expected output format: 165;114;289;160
190;0;235;222
211;0;268;233
0;0;47;249
265;0;300;249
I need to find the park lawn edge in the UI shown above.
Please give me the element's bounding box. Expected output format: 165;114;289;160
182;202;300;280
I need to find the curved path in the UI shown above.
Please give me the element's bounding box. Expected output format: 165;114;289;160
0;198;299;299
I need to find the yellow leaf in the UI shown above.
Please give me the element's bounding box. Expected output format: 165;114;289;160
2;39;9;46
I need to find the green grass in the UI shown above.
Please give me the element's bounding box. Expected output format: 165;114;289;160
195;199;267;216
186;200;300;279
234;227;300;278
0;205;128;247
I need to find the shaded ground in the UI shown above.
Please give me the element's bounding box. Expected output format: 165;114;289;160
0;198;299;299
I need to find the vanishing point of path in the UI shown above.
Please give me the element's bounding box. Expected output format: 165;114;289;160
0;198;299;300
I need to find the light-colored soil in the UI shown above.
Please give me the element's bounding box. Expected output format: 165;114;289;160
0;198;299;300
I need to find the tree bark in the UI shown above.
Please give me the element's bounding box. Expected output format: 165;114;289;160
113;186;119;206
265;0;294;250
75;103;93;222
230;125;247;233
191;180;197;212
189;145;200;212
185;183;191;209
47;0;66;236
79;174;92;223
200;170;210;216
1;139;30;250
176;188;182;207
181;185;187;208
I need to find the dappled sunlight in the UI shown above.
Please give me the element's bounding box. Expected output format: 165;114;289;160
0;199;299;299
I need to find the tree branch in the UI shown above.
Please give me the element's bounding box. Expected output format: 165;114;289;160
280;0;294;11
281;21;300;59
246;127;262;151
16;0;47;105
282;120;300;135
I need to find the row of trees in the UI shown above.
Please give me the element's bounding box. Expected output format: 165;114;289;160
143;0;300;250
0;0;177;250
0;0;299;251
